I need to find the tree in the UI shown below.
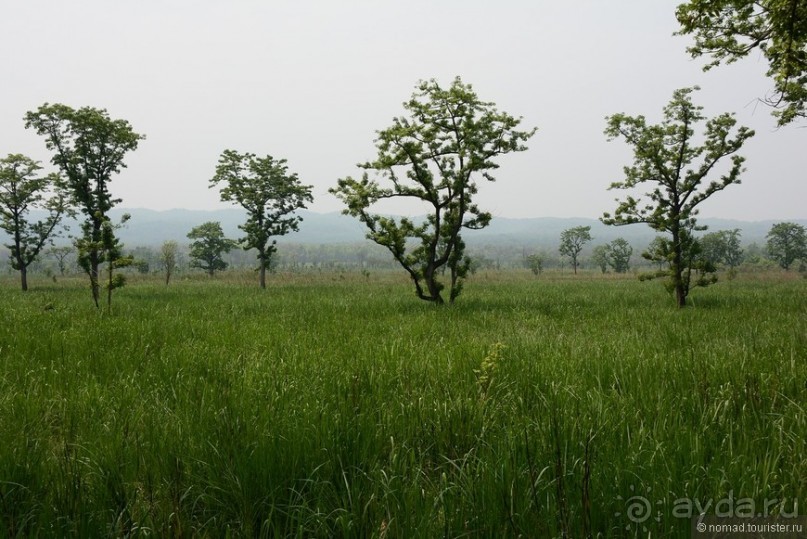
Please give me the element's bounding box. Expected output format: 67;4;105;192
558;226;592;274
525;253;545;275
0;154;70;290
211;150;313;288
48;245;74;276
25;103;144;307
700;229;744;269
591;245;610;273
766;222;807;269
676;0;807;125
721;229;744;269
644;236;670;271
602;87;754;307
92;214;134;313
160;240;179;285
607;238;634;273
330;77;535;304
187;222;235;276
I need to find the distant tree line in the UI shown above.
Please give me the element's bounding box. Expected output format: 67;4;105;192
8;221;804;284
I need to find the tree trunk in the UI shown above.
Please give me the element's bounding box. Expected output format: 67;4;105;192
165;269;171;286
88;219;102;308
107;261;114;313
424;266;444;304
259;247;266;289
90;256;100;308
674;281;686;308
20;265;28;291
671;225;686;308
449;265;458;303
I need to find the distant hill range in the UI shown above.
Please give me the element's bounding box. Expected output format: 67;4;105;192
10;208;807;249
103;209;805;248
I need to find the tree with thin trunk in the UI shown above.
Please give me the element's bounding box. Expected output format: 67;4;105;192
160;240;179;285
559;226;592;274
591;245;610;274
25;103;144;307
0;154;70;290
330;77;536;304
210;150;312;289
187;222;235;276
91;214;134;313
644;236;669;271
48;246;74;276
602;87;754;307
525;253;545;276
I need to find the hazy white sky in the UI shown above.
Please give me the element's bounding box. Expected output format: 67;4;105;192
1;1;804;220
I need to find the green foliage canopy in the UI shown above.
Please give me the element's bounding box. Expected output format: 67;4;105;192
591;245;610;273
699;228;744;269
607;238;634;273
676;0;807;125
766;221;807;269
187;221;236;276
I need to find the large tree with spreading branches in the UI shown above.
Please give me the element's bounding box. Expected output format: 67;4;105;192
330;77;535;304
602;87;754;307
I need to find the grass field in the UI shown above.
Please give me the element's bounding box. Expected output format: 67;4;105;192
0;270;805;537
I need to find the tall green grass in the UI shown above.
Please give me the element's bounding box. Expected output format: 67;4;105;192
0;272;804;537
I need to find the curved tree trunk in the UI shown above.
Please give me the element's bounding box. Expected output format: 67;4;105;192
424;266;444;304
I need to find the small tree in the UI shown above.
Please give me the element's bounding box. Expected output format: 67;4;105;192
48;246;74;276
525;253;545;275
721;229;744;270
330;77;536;304
559;226;592;274
25;103;144;307
72;212;133;312
676;0;807;125
602;87;754;307
160;240;179;285
187;222;235;276
644;237;669;271
700;229;744;273
607;238;633;273
766;222;807;270
100;215;134;313
211;150;313;288
591;245;610;273
0;154;70;290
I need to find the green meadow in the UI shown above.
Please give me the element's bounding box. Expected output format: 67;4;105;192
0;271;805;537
